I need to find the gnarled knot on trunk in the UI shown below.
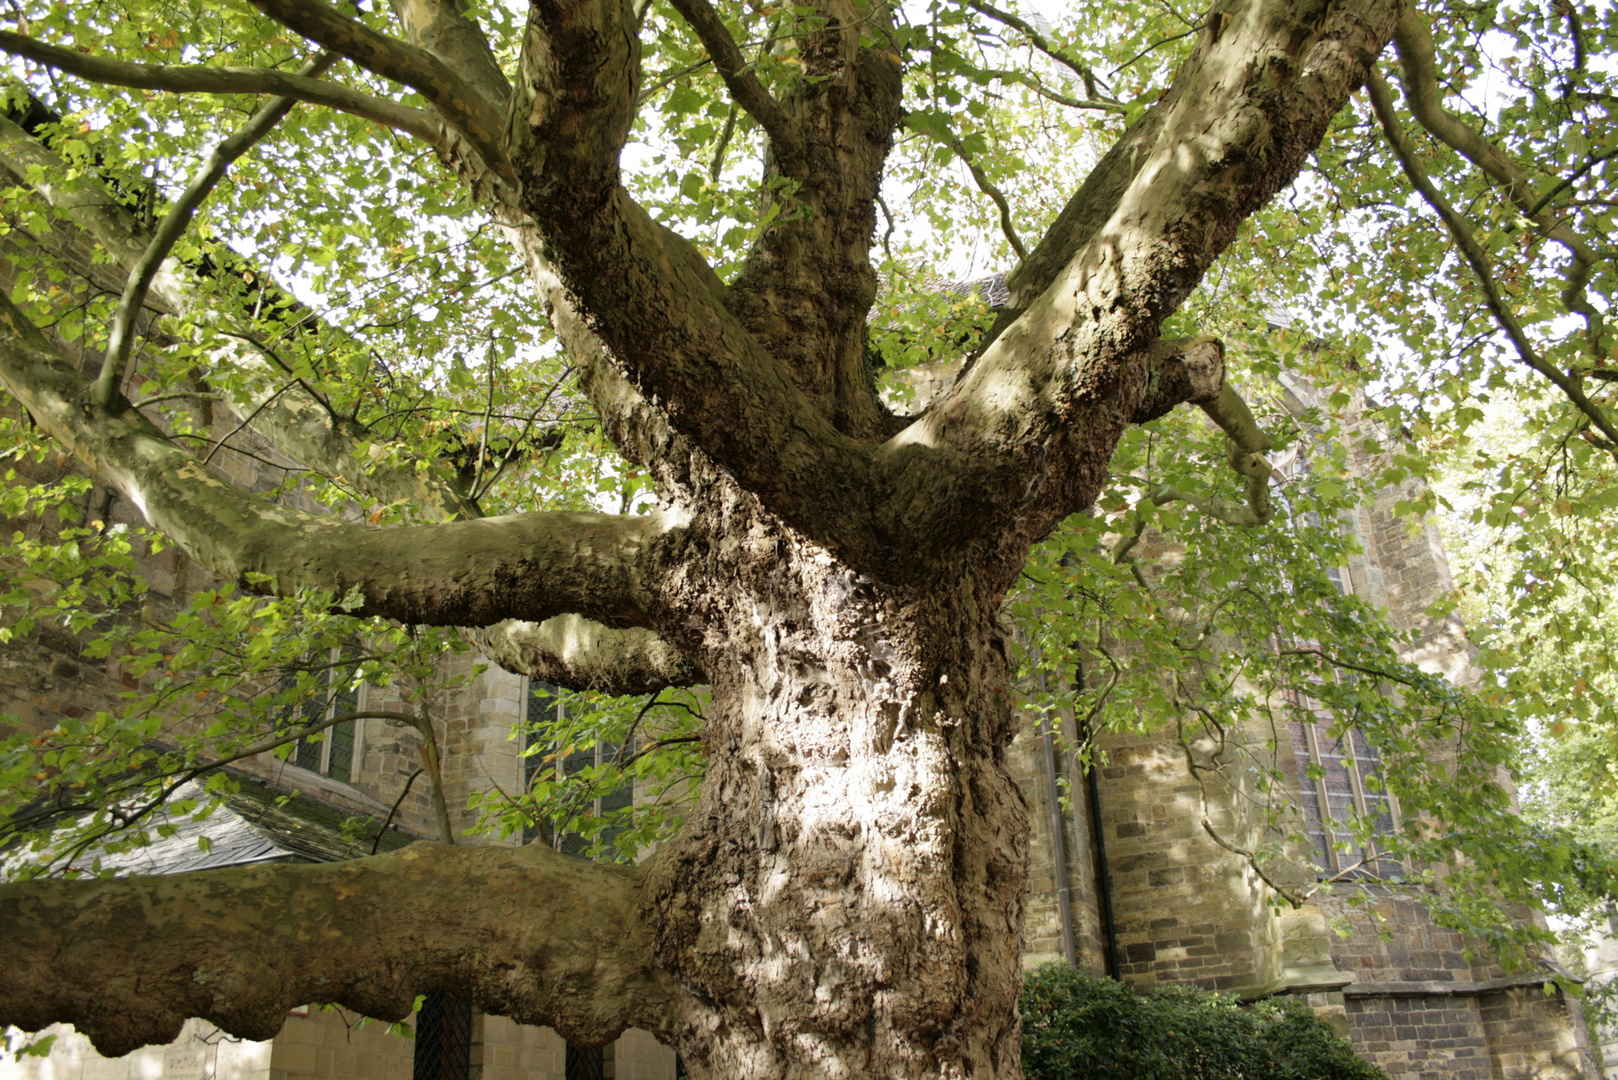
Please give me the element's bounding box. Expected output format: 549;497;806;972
1131;334;1226;425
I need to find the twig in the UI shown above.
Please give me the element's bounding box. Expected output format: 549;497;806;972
1110;25;1201;76
1526;149;1617;219
638;57;715;103
130;390;224;409
1367;68;1618;453
928;125;1028;261
401;711;456;844
199;381;297;468
616;734;703;771
372;767;425;855
976;66;1127;114
616;690;666;766
965;0;1109;100
471;333;498;497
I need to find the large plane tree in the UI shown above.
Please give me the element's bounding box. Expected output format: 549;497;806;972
0;0;1614;1076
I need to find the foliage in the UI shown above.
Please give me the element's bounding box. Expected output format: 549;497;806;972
468;683;709;863
0;420;469;875
1020;964;1387;1080
1004;332;1618;967
0;0;1613;992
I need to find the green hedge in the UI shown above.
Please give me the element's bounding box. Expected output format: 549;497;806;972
1021;965;1387;1080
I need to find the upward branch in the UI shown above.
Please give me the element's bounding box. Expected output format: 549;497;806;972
508;0;886;562
872;0;1397;571
664;0;804;170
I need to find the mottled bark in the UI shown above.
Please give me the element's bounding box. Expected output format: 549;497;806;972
0;844;672;1057
636;481;1029;1080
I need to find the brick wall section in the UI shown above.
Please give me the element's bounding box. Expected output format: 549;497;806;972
268;1009;416;1080
1089;729;1280;993
1480;988;1591;1079
1319;890;1476;984
1345;997;1496;1080
1011;714;1109;973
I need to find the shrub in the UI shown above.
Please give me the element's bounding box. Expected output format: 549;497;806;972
1020;964;1387;1080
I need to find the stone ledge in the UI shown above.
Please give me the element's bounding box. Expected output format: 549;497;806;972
1343;974;1557;1000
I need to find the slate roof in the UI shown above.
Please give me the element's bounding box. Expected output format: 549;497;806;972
77;771;421;876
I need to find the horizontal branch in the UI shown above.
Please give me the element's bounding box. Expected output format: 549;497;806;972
244;0;513;179
978;66;1127;114
0;32;444;148
1128;335;1226;424
0;294;679;629
473;615;703;695
1;107;692;688
0;844;674;1055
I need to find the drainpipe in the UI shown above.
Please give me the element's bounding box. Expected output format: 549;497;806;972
1076;663;1122;979
1036;670;1079;967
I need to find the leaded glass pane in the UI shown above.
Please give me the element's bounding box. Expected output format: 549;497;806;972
412;991;472;1080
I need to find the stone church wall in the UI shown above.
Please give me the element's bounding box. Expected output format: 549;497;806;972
1008;374;1596;1077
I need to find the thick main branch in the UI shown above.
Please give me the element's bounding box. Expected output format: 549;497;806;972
508;3;885;561
0;844;672;1056
872;0;1397;572
0;297;677;629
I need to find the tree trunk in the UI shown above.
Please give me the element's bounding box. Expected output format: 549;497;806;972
640;486;1028;1079
0;0;1404;1070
